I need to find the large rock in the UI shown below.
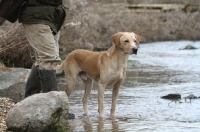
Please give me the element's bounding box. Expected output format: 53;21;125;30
0;66;29;102
6;91;69;132
0;66;69;102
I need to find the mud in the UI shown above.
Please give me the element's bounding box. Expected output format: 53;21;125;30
66;41;200;131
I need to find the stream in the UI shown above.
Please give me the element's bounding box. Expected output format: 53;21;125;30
66;41;200;132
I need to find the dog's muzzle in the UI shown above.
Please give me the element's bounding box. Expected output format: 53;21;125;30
132;48;138;55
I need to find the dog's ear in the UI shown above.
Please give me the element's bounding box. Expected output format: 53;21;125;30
112;32;123;46
135;34;140;44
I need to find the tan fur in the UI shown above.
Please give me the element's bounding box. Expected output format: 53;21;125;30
56;32;140;118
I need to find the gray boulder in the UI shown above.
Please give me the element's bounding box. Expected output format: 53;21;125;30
0;66;68;102
0;66;29;102
6;91;69;132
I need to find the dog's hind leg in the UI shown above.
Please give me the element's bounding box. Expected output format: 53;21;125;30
65;73;78;97
81;76;93;115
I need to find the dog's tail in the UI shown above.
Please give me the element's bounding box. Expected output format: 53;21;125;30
56;62;64;75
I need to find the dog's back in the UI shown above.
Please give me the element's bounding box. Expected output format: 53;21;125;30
56;49;101;79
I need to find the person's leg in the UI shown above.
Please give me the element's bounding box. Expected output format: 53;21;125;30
23;24;75;119
23;24;60;95
23;24;61;70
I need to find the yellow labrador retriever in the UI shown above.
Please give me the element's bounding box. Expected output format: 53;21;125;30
56;32;140;118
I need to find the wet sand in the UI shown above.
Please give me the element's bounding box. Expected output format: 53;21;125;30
66;41;200;132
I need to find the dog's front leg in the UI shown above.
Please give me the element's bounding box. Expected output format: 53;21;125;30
98;83;106;118
110;79;123;117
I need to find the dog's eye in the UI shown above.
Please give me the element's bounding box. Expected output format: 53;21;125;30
124;40;129;43
134;40;137;43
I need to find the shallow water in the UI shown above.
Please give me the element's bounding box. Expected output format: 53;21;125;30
66;41;200;132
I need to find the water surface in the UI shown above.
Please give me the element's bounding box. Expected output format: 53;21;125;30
65;41;200;132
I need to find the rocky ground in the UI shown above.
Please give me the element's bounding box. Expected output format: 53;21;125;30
0;65;13;131
0;97;15;132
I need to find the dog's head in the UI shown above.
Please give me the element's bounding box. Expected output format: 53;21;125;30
112;32;140;55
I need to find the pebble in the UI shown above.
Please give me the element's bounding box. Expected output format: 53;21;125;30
0;97;15;132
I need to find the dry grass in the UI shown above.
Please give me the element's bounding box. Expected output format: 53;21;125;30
0;24;34;68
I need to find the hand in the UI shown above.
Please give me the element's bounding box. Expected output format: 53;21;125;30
94;0;98;2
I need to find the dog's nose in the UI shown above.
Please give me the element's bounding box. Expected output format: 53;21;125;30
132;48;138;55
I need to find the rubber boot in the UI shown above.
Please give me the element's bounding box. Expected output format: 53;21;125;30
25;64;41;98
39;70;59;92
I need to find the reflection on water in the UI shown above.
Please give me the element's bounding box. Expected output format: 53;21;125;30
63;41;200;132
80;118;119;132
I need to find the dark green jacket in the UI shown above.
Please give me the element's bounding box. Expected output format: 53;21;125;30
19;0;66;34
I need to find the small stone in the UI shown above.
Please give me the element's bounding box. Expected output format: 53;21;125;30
184;94;197;99
180;44;198;50
161;93;181;100
68;113;75;119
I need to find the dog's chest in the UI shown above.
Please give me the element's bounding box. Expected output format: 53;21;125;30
103;61;126;84
107;70;124;85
